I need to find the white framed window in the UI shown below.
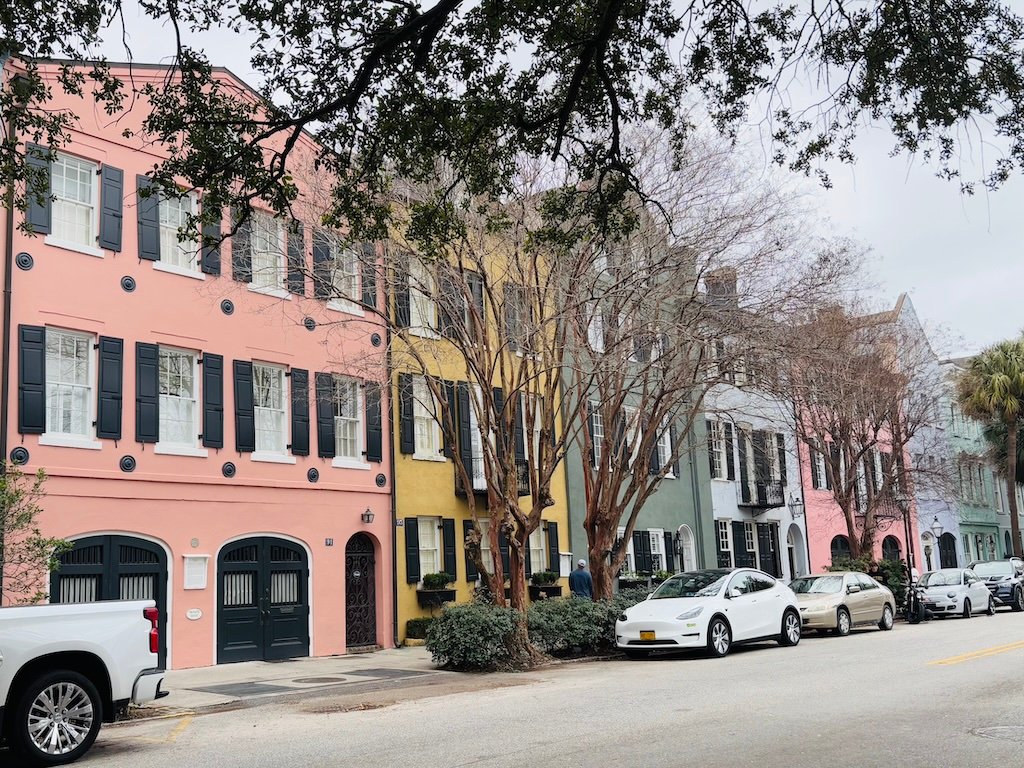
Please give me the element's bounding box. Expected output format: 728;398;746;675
649;529;665;572
253;363;286;454
590;401;604;467
413;376;442;459
250;212;284;292
44;329;93;438
812;441;828;489
587;304;604;352
617;527;636;573
717;520;733;566
523;394;544;462
744;522;755;554
50;153;98;249
159;193;199;271
468;384;486;489
418;516;441;576
529;527;546;573
333;375;362;461
157;348;199;449
623;405;640;468
409;259;436;335
708;422;726;479
657;422;673;477
478;519;494;575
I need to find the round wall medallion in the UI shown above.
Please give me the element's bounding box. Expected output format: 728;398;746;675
220;299;235;315
190;538;200;548
222;461;237;478
120;275;137;292
15;252;34;270
375;473;387;488
119;455;137;472
186;608;203;621
307;468;319;483
303;317;316;331
370;333;382;347
10;446;30;465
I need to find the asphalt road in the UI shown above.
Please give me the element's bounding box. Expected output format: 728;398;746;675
28;611;1024;767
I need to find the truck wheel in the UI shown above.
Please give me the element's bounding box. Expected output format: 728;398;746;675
11;669;102;766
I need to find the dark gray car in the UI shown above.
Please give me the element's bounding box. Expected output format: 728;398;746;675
968;558;1024;611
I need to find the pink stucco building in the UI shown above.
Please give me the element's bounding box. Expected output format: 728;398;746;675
1;60;393;668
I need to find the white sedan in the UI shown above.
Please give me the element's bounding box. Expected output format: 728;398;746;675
918;568;995;618
615;568;802;658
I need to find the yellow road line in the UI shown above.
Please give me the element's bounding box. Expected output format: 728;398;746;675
929;639;1024;666
165;715;193;743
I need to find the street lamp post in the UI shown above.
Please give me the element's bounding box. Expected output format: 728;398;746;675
896;493;918;620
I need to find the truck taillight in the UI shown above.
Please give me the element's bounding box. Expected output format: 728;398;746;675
144;607;159;655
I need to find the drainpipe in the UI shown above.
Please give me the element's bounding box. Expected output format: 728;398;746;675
792;402;813;574
1;56;17;605
686;424;706;567
385;322;399;649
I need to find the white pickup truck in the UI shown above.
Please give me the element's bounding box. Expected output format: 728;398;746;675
0;600;167;766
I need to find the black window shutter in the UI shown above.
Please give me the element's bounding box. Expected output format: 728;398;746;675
99;165;124;251
670;423;680;477
706;420;715;477
664;532;675;572
96;336;123;440
438;273;460;338
546;523;559;575
810;442;821;489
290;368;310;456
513;394;526;462
136;175;160;261
25;144;52;235
498;529;510;575
732;521;748;567
135;342;160;443
202;353;224;448
724;422;736;480
233;360;256;452
315;372;336;458
737;429;750;503
312;229;332;299
365;382;383;462
828;444;841;490
753;430;770;483
394;253;411;328
457;382;473;478
587;408;597;468
649;420;661;476
492;386;505;452
442;518;457;578
398;373;415;455
468;272;484;341
463;520;479;581
880;452;893;490
360;243;377;308
405;518;421;583
776;433;787;486
442;380;457;458
286;222;305;296
17;325;46;434
525;541;532;578
201;204;221;275
231;209;252;283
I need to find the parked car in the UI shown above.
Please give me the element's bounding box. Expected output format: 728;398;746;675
790;572;896;635
967;558;1024;611
0;600;167;766
917;568;994;618
615;568;801;659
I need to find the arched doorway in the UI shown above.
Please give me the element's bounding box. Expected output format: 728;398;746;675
677;525;697;572
830;535;851;563
882;536;901;562
345;534;378;648
217;537;310;664
1006;531;1014;558
938;532;958;568
786;524;807;579
51;535;169;668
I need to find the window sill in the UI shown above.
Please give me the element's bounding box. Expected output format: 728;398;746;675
251;451;297;465
153;262;205;281
44;236;105;259
413;453;448;463
408;326;439;340
326;299;365;317
38;434;103;450
155;443;209;458
247;285;292;300
331;457;372;470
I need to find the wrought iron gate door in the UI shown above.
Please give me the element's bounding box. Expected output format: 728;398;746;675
345;534;377;648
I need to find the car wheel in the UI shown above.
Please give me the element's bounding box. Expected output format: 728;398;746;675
707;617;731;658
878;604;894;631
11;669;102;767
779;610;801;647
1013;588;1024;612
962;598;972;619
986;595;996;616
834;607;851;637
623;649;650;660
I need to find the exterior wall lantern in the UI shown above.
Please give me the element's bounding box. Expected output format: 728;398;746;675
787;494;804;518
361;508;375;524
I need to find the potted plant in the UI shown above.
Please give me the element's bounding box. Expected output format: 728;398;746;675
651;569;673;586
528;570;563;600
416;572;456;608
617;570;646;590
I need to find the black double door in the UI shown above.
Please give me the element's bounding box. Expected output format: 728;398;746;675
345;534;378;648
217;537;310;664
51;535;169;668
756;523;782;577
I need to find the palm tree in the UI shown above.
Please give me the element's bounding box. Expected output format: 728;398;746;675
957;338;1024;557
981;422;1024;484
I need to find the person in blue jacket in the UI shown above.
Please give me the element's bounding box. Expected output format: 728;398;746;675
569;559;594;599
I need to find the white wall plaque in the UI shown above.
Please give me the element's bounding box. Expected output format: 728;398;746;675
186;608;203;621
183;555;209;590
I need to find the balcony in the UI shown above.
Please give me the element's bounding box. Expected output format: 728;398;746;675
736;480;784;511
455;457;531;498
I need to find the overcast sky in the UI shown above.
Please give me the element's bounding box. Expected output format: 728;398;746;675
101;5;1023;357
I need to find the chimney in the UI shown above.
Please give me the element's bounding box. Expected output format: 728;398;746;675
705;267;738;309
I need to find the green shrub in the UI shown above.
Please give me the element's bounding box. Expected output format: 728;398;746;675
421;572;454;590
530;570;559;586
527;597;608;654
405;617;434;640
653;570;673;582
829;556;908;608
426;602;523;671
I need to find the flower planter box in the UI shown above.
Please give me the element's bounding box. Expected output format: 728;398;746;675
528;584;564;600
416;588;457;609
617;579;648;591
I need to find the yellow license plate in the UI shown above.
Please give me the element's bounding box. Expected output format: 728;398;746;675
639;631;656;641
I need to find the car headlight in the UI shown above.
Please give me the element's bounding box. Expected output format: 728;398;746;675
947;592;957;599
675;606;704;621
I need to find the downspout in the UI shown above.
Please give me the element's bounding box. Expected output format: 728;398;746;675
686;424;706;567
386;323;399;649
792;402;812;574
1;56;16;604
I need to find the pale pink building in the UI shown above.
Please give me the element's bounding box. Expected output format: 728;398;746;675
1;60;393;668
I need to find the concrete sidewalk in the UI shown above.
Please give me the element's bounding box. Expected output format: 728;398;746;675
133;647;449;716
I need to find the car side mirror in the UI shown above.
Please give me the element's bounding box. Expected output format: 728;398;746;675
728;587;741;599
645;592;653;601
847;584;861;594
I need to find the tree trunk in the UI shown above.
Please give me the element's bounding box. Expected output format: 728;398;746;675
586;515;618;600
841;496;861;560
507;536;528;612
1008;424;1022;558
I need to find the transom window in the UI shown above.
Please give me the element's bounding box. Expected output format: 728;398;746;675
418;516;441;576
333;375;361;460
413;376;440;458
159;194;199;270
45;329;92;437
253;363;286;453
158;349;197;446
250;212;284;291
51;154;97;247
